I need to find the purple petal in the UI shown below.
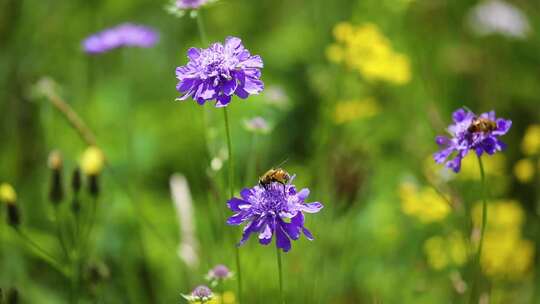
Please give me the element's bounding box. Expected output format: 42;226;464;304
238;219;261;246
227;213;247;225
299;202;323;213
187;48;201;60
452;108;468;122
302;227;314;240
275;224;291;252
227;197;250;212
297;189;310;200
258;221;273;245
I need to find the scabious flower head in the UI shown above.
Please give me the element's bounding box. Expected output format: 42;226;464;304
434;108;512;173
82;23;159;54
177;0;207;9
206;264;232;286
243;116;271;134
226;176;323;252
182;285;214;303
175;36;264;107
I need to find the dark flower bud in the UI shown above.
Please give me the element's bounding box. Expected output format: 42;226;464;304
6;287;18;304
88;174;100;199
7;204;20;228
71;198;81;214
48;151;64;204
71;168;82;194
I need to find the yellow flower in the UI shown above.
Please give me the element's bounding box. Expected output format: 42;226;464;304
0;183;17;204
522;124;540;156
332;22;354;43
472;200;535;279
327;22;411;85
333;98;381;124
81;146;105;176
399;182;451;223
424;231;469;270
514;158;535;183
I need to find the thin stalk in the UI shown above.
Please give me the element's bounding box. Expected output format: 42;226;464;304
469;155;488;303
53;205;70;262
196;10;208;45
15;229;68;277
223;107;242;303
476;155;488;269
276;246;284;304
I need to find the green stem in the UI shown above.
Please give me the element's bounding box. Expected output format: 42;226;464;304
196;10;208;45
14;229;68;277
223;107;242;303
276;246;284;304
476;155;488;268
53;205;70;262
470;155;488;303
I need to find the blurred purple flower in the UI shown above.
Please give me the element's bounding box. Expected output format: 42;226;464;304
175;36;264;107
226;177;323;252
434;108;512;173
182;285;213;302
243;116;271;134
206;264;232;286
176;0;207;9
82;23;159;54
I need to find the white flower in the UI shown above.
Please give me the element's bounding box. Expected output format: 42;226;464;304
467;0;530;39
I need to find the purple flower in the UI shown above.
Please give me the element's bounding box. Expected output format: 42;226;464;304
175;36;264;107
434;108;512;173
206;264;232;286
182;285;213;302
226;177;323;252
82;23;159;54
176;0;207;9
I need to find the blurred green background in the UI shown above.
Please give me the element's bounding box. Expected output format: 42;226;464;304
1;0;540;303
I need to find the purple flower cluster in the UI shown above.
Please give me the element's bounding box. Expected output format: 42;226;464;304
182;285;213;302
176;0;207;9
434;108;512;172
175;36;264;107
82;23;159;54
226;178;323;252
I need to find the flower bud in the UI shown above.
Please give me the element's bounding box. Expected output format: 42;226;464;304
7;203;20;228
81;146;105;177
0;183;17;205
88;174;100;198
48;151;64;204
71;167;82;194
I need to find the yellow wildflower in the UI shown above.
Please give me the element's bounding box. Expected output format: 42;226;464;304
399;182;451;223
514;158;535;183
332;22;354;43
522;124;540;156
81;146;105;176
424;231;469;270
327;22;411;85
334;98;381;124
0;183;17;204
472;200;534;279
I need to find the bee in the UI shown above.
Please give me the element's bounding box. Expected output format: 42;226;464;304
259;168;290;189
468;117;497;133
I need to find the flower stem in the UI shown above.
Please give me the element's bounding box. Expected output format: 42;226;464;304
470;155;488;303
223;107;242;304
14;229;68;277
476;155;488;269
196;10;208;45
276;246;284;304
